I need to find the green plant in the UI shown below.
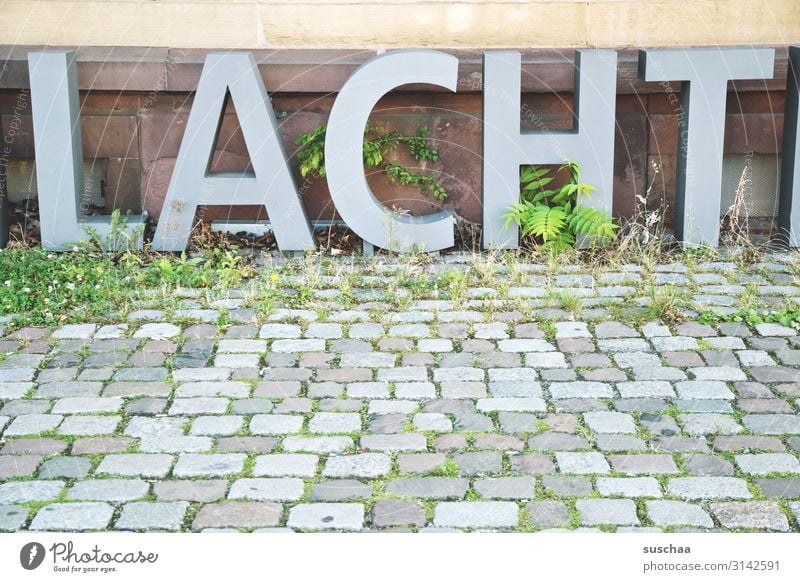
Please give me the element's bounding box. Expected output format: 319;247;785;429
502;160;618;254
647;284;685;324
205;247;255;288
699;304;800;331
423;459;461;478
295;123;448;200
552;290;583;318
0;247;136;324
464;488;482;501
143;252;211;288
80;209;144;257
140;245;255;289
287;284;313;308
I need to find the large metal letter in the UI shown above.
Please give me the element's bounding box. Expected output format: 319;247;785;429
325;50;456;252
640;48;774;246
152;53;313;252
482;51;617;249
29;51;146;250
779;46;800;247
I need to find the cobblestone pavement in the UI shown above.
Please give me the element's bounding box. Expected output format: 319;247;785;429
2;254;800;532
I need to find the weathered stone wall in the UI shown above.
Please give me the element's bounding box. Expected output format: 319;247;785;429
0;1;798;49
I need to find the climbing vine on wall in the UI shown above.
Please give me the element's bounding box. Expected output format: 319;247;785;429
295;123;448;201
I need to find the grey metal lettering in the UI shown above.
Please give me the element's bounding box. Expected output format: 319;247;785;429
779;46;800;247
324;50;456;252
152;52;313;251
482;50;617;249
28;51;146;250
640;48;774;246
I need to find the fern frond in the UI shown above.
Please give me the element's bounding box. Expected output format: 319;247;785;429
519;205;567;242
569;205;618;240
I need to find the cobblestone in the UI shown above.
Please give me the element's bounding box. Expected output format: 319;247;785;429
710;501;790;531
433;502;518;529
734;453;800;475
575;499;639;526
173;454;245;477
646;500;713;528
115;502;189;531
31;502;113;531
254;454;318;477
596;477;662;497
287;503;364;531
96;454;173;478
67;480;148;502
323;453;391;478
0;505;28;531
229;478;305;502
192;502;281;530
667;477;752;499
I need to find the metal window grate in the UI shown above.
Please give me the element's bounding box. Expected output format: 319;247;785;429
4;159;107;209
720;154;780;218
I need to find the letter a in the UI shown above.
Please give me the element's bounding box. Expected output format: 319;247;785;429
152;53;313;251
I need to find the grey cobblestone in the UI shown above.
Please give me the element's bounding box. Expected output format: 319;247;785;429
684;454;735;476
743;414;800;434
735;453;800;475
115;502;189;531
667;477;752;499
473;477;534;499
576;499;639;526
139;436;212;453
310;480;372;501
433;502;518;528
386;477;468;499
608;455;679;475
308;412;361;434
0;505;28;531
173;454;245;477
67;480;148;502
710;501;790;531
229;478;304;501
323;453;391;478
31;502;114;531
96;454;173;478
287;503;364;531
255;454;318;477
59;415;121;435
283;436;354;454
646;500;713;528
0;480;63;503
4;414;63;435
596;477;662;497
583;411;636;434
556;452;610;474
38;457;91;479
372;499;426;527
154;480;228;502
250;414;304;435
